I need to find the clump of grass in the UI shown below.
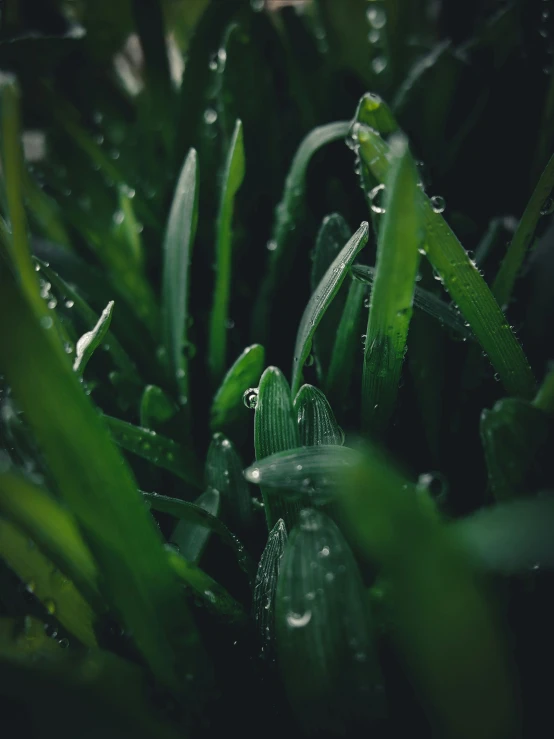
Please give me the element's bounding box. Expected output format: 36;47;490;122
1;1;554;738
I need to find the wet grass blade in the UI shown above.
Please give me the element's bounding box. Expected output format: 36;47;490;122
361;136;423;434
206;432;253;530
245;445;360;505
162;148;199;410
352;264;474;341
294;384;343;446
480;398;551;502
339;443;520;739
210;344;265;431
254;121;351;339
105;416;202;488
0;270;205;689
254;367;302;529
325;276;366;408
291;222;369;397
356;124;536;399
171;488;220;564
493;153;554;308
275;509;384;734
208;119;245;383
143;492;254;579
0;472;100;609
73;301;114;376
253;519;287;655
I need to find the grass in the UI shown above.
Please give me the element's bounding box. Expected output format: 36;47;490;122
0;1;554;737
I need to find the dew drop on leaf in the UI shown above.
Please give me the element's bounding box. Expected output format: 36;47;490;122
243;387;259;409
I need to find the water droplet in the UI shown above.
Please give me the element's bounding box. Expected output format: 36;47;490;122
266;239;278;251
367;7;386;29
369;183;386;213
305;353;314;367
243;387;259;409
58;637;69;648
250;0;265;11
65;299;74;309
64;342;73;355
204;108;218;125
209;55;218;72
296;464;303;472
44;623;58;638
361;334;367;345
225;318;235;330
286;610;312;628
430;195;446;214
319;546;330;558
47;298;57;310
541;196;554;215
368;29;380;44
40;316;53;329
217;48;227;66
249;467;261;482
364;297;370;308
371;56;388;75
417;471;447;501
113;209;125;225
44;599;56;615
324;572;335;583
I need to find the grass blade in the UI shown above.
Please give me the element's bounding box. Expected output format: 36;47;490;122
210;344;265;431
162;148;199;409
254;367;302;529
291;222;369;397
294;384;343;446
171;488;220;564
73;301;114;376
361;135;423;434
208;119;245;383
140;385;177;430
105;416;202;488
253;519;287;655
206;432;253;531
254;121;351;339
275;508;384;734
356;124;536;399
493;153;554;308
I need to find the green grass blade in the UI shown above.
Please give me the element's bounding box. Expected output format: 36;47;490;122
254;121;351;338
480;398;550;502
352;264;475;341
140;385;177;429
253;518;287;655
493;153;554;308
245;445;360;505
73;300;114;376
210;344;265;431
294;384;343;446
171;488;220;564
533;367;554;414
254;367;302;529
339;443;520;739
0;518;98;647
291;222;369;397
325;276;366;408
361;135;423;434
0;268;205;689
206;432;253;530
353;92;398;135
143;491;254;580
162;147;199;409
0;472;100;609
356;124;536;399
104;416;202;488
275;509;384;734
208;119;245;383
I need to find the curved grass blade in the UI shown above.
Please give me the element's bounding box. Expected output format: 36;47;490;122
0;518;97;646
162;148;199;410
0;472;100;609
311;214;352;381
352;264;474;341
353;92;398;136
0;265;205;689
480;398;551;502
253;519;287;655
171;488;220;564
167;549;246;624
291;222;369;397
362;135;423;434
339;443;520;739
206;432;253;530
143;492;254;579
294;385;343;446
275;509;384;734
255;367;302;529
105;416;202;488
210;344;265;431
140;385;177;430
245;445;360;505
325;276;366;408
208;119;245;383
493;152;554;308
73;301;114;376
534;367;554;414
355;124;536;399
254;121;351;339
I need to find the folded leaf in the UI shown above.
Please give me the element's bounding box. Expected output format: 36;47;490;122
294;385;343;446
253;519;287;655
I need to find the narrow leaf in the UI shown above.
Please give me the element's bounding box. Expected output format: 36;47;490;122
140;385;177;429
291;222;369;397
73;301;114;376
294;385;343;446
208;119;245;382
210;344;265;431
253;519;287;654
171;488;220;564
206;432;253;530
